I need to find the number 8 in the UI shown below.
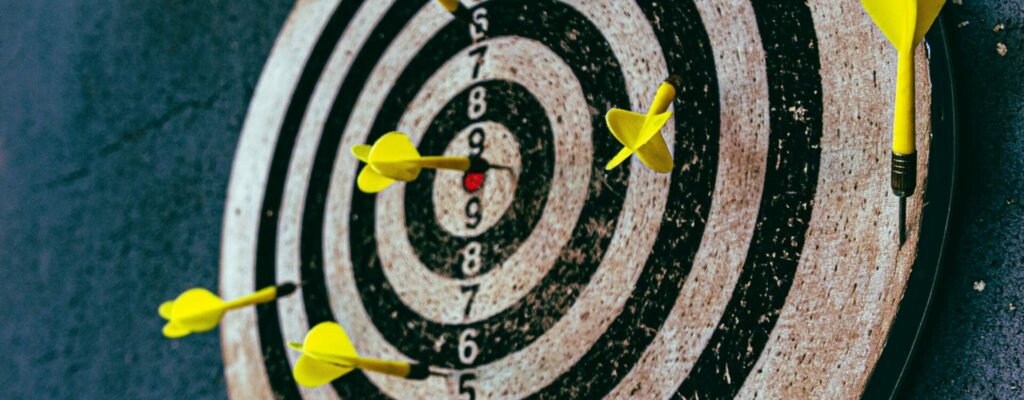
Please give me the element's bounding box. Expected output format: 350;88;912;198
461;241;482;277
468;86;486;120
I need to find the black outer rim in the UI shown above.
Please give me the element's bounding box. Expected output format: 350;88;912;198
861;17;960;400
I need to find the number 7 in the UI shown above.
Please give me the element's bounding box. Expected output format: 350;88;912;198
461;284;480;318
469;45;487;79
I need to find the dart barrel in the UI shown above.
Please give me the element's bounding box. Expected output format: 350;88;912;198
664;74;683;90
276;282;298;297
405;363;431;380
891;151;917;197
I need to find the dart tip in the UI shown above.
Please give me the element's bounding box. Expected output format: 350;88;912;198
898;196;907;247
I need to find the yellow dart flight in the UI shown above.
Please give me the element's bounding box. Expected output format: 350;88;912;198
158;282;297;339
353;132;499;193
288;322;435;387
605;75;681;174
861;0;946;244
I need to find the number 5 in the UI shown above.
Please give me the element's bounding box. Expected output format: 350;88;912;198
470;8;488;41
459;373;477;400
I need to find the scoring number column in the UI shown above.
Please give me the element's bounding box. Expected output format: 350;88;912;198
456;6;488;400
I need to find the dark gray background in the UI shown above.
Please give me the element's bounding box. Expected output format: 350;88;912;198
0;1;1020;399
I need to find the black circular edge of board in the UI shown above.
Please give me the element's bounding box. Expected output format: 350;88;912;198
861;16;960;400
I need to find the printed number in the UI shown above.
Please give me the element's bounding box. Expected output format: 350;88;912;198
458;373;477;400
469;8;488;41
465;197;482;229
468;127;485;156
461;284;479;318
458;329;480;364
469;46;487;80
468;86;486;120
461;241;482;276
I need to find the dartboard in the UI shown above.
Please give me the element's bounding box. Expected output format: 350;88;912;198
218;0;957;399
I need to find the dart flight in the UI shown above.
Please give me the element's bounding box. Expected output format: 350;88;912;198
353;132;503;193
605;76;681;173
288;322;433;387
861;0;946;244
159;282;297;338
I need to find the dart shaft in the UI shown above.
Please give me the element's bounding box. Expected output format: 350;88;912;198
893;49;916;157
223;285;279;310
648;81;677;117
347;357;415;378
417;156;471;171
315;353;419;379
437;0;459;12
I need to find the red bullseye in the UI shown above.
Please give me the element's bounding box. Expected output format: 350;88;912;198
463;172;485;193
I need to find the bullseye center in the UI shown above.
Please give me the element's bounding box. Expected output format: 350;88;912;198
433;121;521;237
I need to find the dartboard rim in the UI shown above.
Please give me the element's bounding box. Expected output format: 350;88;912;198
220;1;961;399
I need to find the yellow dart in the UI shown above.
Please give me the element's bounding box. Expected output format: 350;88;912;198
861;0;946;244
352;132;506;194
287;322;438;387
158;282;297;339
605;75;681;174
436;0;473;25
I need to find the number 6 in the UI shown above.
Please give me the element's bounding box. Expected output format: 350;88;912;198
458;328;480;364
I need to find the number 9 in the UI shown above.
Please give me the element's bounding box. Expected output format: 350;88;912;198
468;127;485;156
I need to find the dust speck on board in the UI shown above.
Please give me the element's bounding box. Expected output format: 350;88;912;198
788;105;808;122
996;42;1008;56
993;23;1005;33
958;21;970;28
952;0;962;5
1009;303;1017;312
972;280;986;292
